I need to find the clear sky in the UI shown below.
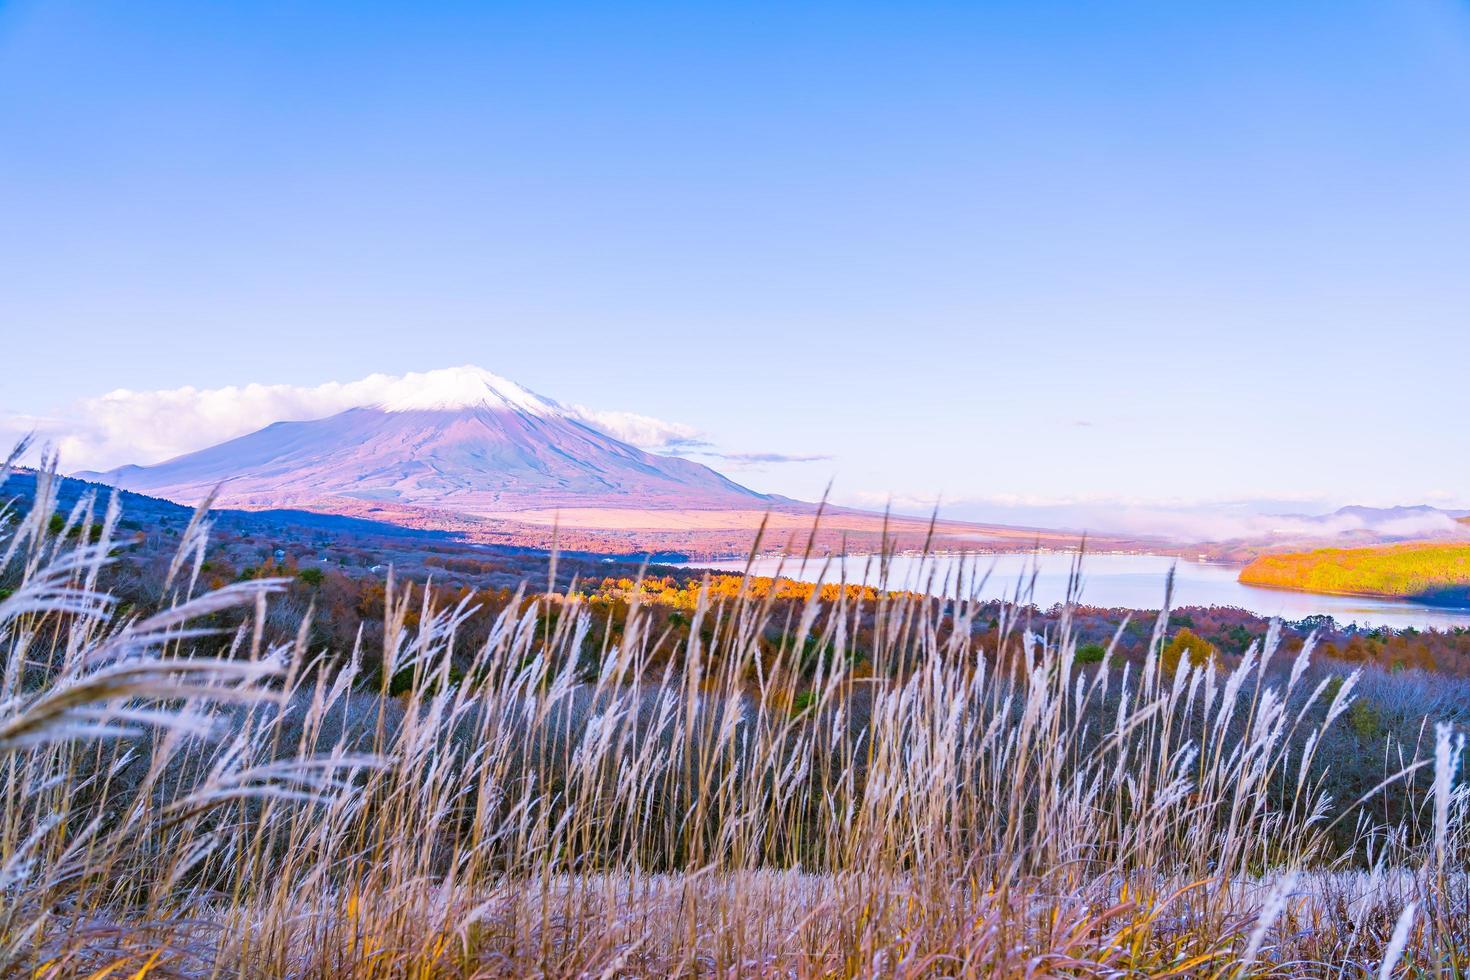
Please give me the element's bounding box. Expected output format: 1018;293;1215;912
2;0;1468;523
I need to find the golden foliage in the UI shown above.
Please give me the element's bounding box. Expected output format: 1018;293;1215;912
1240;542;1470;599
1161;627;1214;674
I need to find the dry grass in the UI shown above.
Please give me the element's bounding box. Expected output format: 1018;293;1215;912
3;453;1468;977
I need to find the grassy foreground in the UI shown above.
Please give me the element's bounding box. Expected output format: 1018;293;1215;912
2;457;1469;976
1240;541;1470;605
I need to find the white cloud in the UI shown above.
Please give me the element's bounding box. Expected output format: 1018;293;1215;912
563;405;705;451
843;491;1470;543
0;366;709;472
676;449;833;468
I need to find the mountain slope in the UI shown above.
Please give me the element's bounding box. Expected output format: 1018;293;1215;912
70;366;1115;559
76;367;768;515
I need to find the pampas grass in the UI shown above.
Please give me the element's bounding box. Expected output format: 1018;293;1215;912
2;456;1467;977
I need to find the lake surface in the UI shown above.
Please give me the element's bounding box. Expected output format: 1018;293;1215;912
675;552;1470;632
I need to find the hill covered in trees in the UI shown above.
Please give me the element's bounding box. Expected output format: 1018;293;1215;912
1240;541;1470;605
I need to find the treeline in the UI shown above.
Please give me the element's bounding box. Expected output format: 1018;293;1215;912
26;534;1470;688
1240;541;1470;603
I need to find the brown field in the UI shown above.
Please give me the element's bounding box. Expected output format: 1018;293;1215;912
247;494;1130;560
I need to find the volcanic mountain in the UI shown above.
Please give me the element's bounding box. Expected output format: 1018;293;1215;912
74;366;1096;558
77;368;769;515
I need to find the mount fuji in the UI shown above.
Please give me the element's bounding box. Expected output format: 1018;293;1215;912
72;366;1094;558
75;367;771;516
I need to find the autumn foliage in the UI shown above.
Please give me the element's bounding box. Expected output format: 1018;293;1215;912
1160;627;1215;673
1240;541;1470;602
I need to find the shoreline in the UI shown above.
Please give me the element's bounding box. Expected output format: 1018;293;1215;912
1233;576;1470;613
670;552;1470;629
678;548;1247;567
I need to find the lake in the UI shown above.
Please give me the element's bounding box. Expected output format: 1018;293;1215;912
675;551;1470;632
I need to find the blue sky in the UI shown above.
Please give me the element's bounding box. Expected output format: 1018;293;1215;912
2;0;1468;522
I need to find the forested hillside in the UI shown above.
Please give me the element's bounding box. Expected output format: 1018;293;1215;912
1240;541;1470;604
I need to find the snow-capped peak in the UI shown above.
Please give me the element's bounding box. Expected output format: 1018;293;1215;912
372;365;563;415
77;362;765;514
